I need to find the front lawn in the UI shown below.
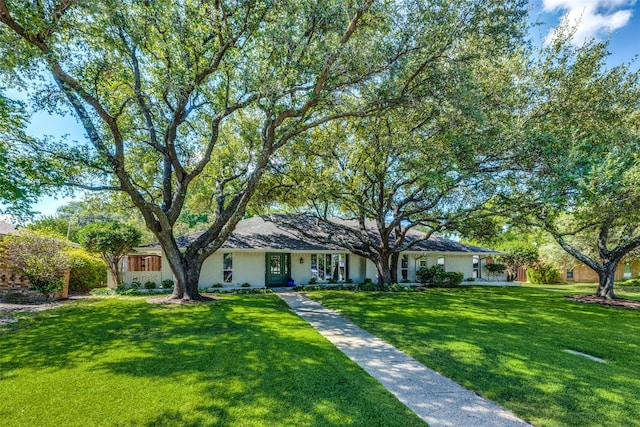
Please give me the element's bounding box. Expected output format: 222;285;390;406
0;295;425;427
306;286;640;427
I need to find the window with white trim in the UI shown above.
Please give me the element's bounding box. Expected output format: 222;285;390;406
401;254;409;281
223;253;233;283
311;253;346;281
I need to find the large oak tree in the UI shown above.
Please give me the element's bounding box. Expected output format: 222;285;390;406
510;37;640;299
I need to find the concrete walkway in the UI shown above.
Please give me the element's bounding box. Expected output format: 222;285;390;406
277;291;531;427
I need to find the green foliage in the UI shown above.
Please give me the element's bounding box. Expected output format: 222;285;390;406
526;262;562;284
160;279;174;289
308;277;317;285
0;93;61;219
497;242;538;281
79;222;141;285
0;230;70;295
617;278;640;287
240;283;251;288
362;278;373;284
129;280;142;289
67;248;107;291
143;281;156;290
416;265;464;288
486;263;506;274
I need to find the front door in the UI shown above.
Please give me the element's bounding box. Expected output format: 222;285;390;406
266;253;290;287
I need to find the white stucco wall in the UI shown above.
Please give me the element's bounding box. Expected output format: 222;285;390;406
200;251;265;287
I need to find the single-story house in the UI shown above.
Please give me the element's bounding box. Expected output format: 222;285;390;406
120;215;502;288
560;261;639;283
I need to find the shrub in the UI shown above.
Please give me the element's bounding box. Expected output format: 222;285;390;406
486;263;506;274
212;283;223;288
527;262;561;284
345;278;353;284
362;277;373;284
68;248;107;291
160;279;174;289
0;230;71;296
129;279;142;289
90;287;115;296
241;282;251;288
618;278;640;287
416;265;463;288
308;277;317;284
327;277;337;284
144;281;156;289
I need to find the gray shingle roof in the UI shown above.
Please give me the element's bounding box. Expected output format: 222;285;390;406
144;215;498;254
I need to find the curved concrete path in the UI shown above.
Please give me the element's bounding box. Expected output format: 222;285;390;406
277;291;531;427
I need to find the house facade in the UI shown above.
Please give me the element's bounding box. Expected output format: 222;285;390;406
120;215;501;288
560;261;640;283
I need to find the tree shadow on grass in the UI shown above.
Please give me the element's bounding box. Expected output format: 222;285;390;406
308;287;640;426
0;295;425;427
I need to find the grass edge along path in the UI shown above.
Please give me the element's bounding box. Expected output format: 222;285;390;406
0;295;426;427
305;286;640;427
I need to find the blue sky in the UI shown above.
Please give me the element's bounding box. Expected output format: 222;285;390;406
23;0;640;217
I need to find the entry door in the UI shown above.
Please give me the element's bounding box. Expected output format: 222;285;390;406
266;253;290;287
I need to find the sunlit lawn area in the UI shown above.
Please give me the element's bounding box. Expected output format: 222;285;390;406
306;284;640;427
0;295;425;427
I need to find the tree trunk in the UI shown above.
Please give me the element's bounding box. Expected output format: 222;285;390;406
374;253;393;284
595;262;618;299
165;249;205;300
390;252;399;284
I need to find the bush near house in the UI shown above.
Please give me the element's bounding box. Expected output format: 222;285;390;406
68;248;107;291
416;265;463;288
0;230;70;296
526;262;562;284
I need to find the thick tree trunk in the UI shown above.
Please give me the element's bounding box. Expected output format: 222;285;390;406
374;253;393;284
595;262;618;299
390;252;399;284
165;249;205;300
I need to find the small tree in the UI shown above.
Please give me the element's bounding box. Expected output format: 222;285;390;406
497;242;539;281
0;230;70;296
79;223;141;286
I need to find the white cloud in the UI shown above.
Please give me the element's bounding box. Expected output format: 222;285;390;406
543;0;636;45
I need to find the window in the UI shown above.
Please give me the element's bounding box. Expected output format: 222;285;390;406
566;269;574;279
418;258;428;268
401;254;409;281
624;263;632;279
311;253;346;281
127;255;161;272
437;256;445;267
472;256;479;278
223;253;233;283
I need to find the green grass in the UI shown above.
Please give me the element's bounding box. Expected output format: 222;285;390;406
306;286;640;427
0;295;425;427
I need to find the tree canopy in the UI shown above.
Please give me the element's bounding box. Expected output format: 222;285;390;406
507;37;640;298
0;0;527;298
78;222;141;286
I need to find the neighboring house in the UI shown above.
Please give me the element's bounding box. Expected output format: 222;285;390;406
0;220;30;300
121;215;501;288
560;261;639;283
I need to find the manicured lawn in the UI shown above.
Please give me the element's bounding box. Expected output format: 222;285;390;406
306;286;640;427
0;295;425;427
